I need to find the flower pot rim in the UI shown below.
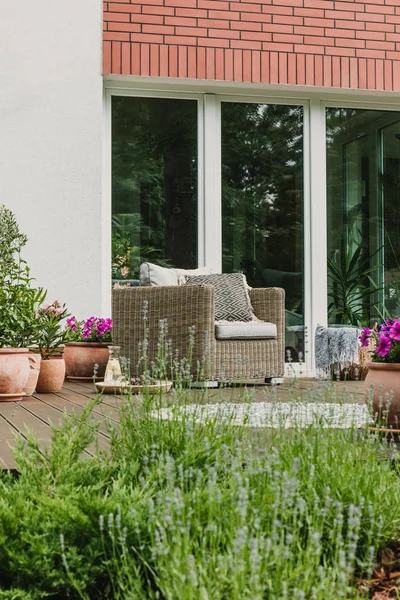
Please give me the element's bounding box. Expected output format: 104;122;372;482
366;361;400;370
65;341;111;348
0;347;29;354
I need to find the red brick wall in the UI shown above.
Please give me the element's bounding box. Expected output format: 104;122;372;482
103;0;400;91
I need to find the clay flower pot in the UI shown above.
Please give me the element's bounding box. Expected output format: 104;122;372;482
24;352;42;396
364;362;400;427
0;348;30;402
64;342;110;380
36;357;66;393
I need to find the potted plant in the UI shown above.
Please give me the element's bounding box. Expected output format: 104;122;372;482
0;205;47;401
64;316;112;380
360;319;400;426
35;301;70;393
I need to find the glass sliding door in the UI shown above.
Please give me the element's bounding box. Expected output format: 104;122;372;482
326;108;400;326
381;121;400;317
221;102;304;362
111;96;198;283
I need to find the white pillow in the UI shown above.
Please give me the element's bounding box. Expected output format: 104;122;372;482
140;262;212;286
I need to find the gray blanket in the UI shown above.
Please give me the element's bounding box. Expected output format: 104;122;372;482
315;325;360;370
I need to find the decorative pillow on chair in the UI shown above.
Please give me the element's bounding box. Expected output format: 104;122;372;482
140;262;212;286
183;273;255;322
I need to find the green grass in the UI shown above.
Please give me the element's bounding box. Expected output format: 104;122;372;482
0;389;399;599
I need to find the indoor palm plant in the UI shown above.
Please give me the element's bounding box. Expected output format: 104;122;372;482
360;319;400;426
328;234;381;326
0;205;47;401
64;316;112;380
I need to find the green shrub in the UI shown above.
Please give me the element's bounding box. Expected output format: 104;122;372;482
0;205;46;348
0;392;399;599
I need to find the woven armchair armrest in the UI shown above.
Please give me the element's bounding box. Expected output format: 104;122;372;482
249;287;285;340
112;285;215;375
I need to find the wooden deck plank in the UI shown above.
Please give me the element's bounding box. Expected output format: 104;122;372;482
0;414;20;470
32;393;113;441
62;380;99;396
1;399;98;459
25;395;110;454
55;388;121;423
62;380;125;408
0;400;56;441
0;401;62;470
0;378;366;471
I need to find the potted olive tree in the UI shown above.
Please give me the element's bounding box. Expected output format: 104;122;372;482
0;205;46;400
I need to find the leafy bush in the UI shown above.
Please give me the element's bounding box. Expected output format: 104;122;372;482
0;205;46;347
0;392;399;599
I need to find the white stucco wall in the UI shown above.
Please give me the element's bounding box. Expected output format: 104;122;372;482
0;0;106;319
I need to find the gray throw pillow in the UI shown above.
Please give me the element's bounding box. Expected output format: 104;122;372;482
184;273;254;322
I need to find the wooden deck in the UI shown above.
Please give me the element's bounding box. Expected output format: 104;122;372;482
0;378;365;471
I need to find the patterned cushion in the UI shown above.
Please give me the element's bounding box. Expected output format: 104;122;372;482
184;273;254;322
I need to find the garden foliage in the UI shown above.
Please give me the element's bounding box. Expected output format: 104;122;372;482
0;390;399;599
0;205;46;347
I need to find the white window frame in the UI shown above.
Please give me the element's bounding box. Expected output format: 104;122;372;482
104;79;400;376
103;88;205;295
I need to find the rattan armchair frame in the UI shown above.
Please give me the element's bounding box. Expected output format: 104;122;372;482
112;285;285;381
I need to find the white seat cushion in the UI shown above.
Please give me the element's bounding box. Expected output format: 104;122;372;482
215;321;277;340
140;262;212;286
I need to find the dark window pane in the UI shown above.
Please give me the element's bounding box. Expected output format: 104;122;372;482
326;108;400;325
221;103;304;362
112;97;198;282
381;120;400;317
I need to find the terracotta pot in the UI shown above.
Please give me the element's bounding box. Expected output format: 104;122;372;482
36;357;66;393
0;348;30;402
24;352;42;396
64;342;110;380
364;362;400;427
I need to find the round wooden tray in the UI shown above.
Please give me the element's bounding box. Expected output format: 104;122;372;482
95;381;172;395
360;423;400;435
67;376;104;382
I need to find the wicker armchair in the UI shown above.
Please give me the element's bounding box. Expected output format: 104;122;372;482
112;285;285;381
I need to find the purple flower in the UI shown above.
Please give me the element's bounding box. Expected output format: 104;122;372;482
376;335;392;358
77;316;112;341
359;327;371;348
389;319;400;342
66;316;78;332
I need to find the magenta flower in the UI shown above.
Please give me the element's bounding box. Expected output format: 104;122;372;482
66;316;78;331
66;315;112;342
389;319;400;342
359;327;371;348
376;335;392;358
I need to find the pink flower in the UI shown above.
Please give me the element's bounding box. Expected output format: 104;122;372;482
359;328;371;348
66;316;78;332
389;320;400;342
376;335;392;358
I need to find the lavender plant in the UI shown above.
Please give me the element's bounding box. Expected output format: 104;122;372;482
0;373;399;598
